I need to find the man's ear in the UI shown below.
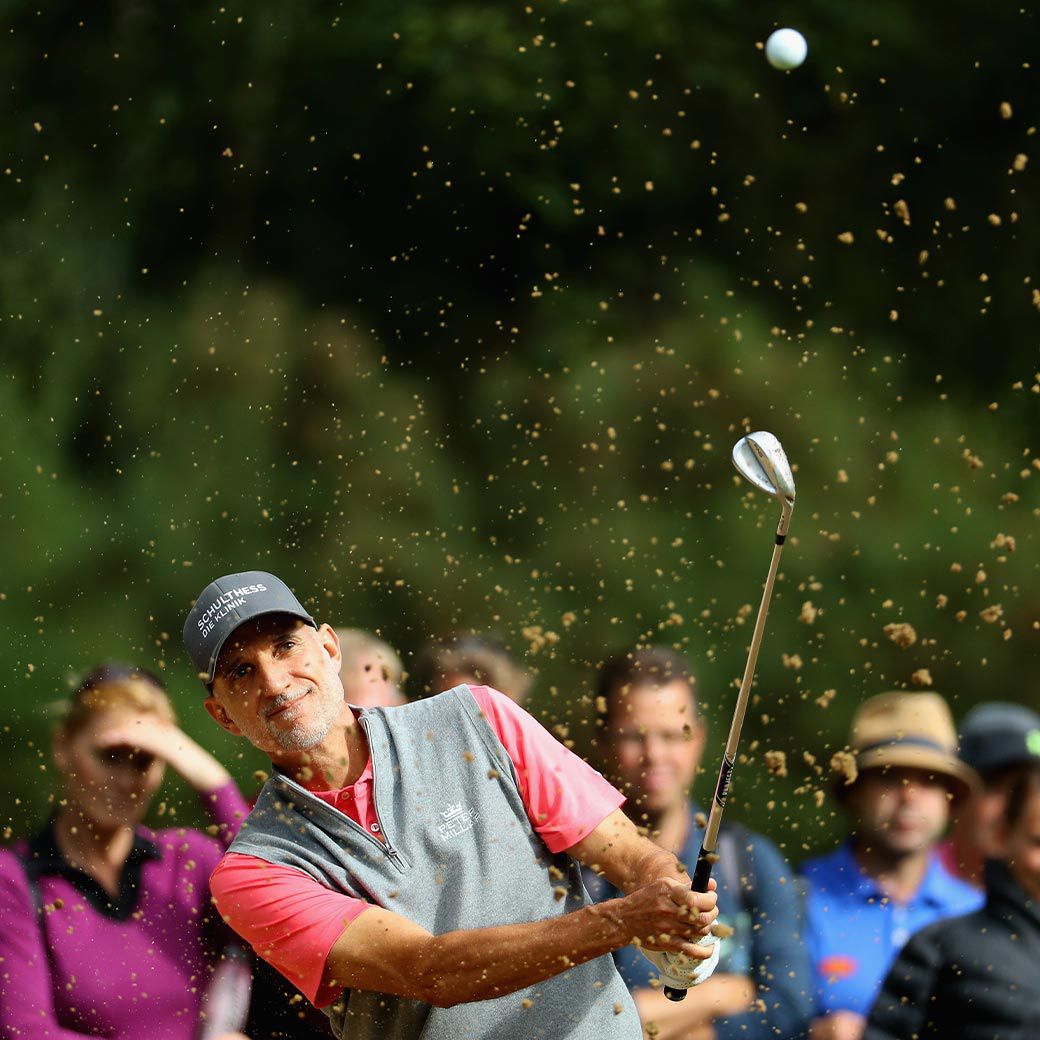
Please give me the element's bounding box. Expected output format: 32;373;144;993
317;623;342;670
204;696;241;736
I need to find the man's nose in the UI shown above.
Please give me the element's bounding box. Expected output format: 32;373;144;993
255;656;294;697
643;733;667;760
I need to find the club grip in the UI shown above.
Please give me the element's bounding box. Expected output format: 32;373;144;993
663;844;715;1003
690;845;715;894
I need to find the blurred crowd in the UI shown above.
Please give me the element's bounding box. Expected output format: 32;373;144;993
2;624;1038;1039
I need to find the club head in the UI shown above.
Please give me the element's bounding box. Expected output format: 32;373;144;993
732;431;796;506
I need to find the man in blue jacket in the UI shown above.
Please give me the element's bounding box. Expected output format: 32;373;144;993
585;645;813;1040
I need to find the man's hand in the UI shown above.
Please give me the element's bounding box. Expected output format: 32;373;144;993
595;876;719;959
641;933;721;989
809;1011;866;1040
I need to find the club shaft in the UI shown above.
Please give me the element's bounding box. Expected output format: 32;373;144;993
664;507;791;1002
702;527;786;853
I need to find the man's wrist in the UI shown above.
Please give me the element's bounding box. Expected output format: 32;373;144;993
640;848;689;888
583;897;631;950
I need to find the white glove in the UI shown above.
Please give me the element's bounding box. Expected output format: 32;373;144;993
640;933;722;990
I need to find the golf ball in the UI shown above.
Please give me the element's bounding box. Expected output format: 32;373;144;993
765;28;808;71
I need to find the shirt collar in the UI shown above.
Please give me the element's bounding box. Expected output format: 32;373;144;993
833;840;957;907
915;849;967;907
25;817;161;877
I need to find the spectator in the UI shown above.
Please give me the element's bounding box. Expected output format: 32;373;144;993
411;632;532;704
0;663;252;1040
334;628;407;708
183;571;721;1040
939;701;1040;886
865;764;1040;1039
801;691;983;1040
584;645;813;1040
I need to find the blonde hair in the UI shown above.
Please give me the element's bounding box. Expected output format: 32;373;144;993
59;663;176;736
335;628;404;686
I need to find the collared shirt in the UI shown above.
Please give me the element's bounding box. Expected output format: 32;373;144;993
801;840;984;1017
23;821;163;918
583;803;814;1040
210;685;625;1007
0;780;249;1039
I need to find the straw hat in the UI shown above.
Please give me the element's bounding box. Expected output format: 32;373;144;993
846;692;979;801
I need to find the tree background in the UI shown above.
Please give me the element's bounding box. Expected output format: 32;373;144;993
1;0;1037;860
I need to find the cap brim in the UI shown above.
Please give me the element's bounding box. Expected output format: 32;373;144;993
852;745;979;801
965;748;1040;777
205;609;316;685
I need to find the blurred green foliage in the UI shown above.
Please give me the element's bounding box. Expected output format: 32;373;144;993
0;1;1037;859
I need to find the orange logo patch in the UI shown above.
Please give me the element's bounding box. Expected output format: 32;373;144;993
818;955;858;980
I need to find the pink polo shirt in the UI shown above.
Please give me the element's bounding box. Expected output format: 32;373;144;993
210;685;623;1007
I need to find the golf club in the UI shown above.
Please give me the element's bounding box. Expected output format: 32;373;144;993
664;431;796;1001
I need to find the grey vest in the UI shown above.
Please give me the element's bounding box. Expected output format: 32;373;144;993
229;686;640;1040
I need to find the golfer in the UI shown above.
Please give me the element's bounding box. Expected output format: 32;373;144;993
184;571;721;1040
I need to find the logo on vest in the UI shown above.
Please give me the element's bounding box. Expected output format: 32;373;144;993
438;801;480;839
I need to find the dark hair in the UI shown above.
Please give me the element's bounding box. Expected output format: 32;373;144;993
595;645;698;720
1005;764;1040;829
412;633;532;701
60;662;174;735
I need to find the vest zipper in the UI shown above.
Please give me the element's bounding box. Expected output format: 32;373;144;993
273;739;406;871
356;713;407;869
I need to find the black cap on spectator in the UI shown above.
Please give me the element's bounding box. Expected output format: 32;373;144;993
958;702;1040;777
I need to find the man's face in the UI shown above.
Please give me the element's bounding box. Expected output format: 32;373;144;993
955;767;1022;858
609;680;705;816
206;616;346;760
846;766;951;856
1001;787;1040;902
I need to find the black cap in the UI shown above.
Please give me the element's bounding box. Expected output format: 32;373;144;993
958;701;1040;777
183;571;316;686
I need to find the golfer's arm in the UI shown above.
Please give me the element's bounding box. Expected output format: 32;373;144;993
323;901;628;1008
568;807;689;892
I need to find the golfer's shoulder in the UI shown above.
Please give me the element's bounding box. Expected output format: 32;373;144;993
209;849;293;898
373;685;480;728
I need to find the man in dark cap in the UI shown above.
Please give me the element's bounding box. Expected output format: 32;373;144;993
182;571;721;1040
939;701;1040;886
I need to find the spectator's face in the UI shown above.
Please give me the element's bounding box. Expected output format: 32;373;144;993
956;768;1021;857
610;680;704;816
340;650;405;709
847;767;951;856
207;616;346;759
1002;789;1040;901
438;670;525;705
54;711;165;829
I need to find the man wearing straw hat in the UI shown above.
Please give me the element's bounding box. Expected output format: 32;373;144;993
800;692;984;1040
